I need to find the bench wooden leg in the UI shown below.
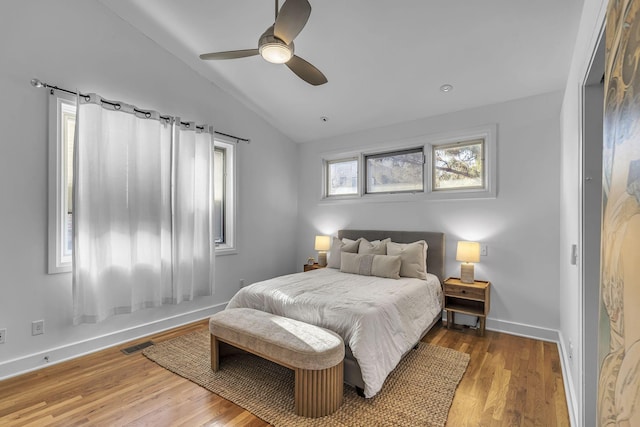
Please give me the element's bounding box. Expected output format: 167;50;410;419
294;361;343;418
210;335;219;372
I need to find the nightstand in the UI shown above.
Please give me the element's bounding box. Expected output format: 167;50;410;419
444;277;491;336
304;263;326;272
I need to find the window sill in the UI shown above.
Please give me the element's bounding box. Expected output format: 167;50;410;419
319;189;496;204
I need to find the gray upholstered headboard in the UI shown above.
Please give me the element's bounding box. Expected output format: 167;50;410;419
337;229;446;284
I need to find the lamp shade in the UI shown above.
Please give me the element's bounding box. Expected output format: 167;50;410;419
314;235;331;251
456;241;480;263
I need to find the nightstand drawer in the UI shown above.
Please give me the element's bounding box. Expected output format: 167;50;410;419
445;284;485;300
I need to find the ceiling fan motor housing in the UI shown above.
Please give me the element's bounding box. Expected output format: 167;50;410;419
259;25;294;63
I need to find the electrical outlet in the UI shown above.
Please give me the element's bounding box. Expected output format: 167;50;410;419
32;320;44;336
480;244;488;256
568;339;574;364
0;328;6;344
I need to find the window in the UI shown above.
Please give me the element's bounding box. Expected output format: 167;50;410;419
326;158;358;196
426;124;497;199
365;148;424;194
213;147;225;243
213;137;236;254
48;91;76;273
320;124;496;202
432;139;484;191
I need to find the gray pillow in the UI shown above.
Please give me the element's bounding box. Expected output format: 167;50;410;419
358;238;390;255
340;252;401;279
327;237;360;269
386;240;428;279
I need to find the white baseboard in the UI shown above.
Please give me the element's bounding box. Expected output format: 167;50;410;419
0;303;226;381
557;332;580;427
486;318;560;342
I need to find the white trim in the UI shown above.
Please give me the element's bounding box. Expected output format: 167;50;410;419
0;303;226;381
323;157;360;198
558;331;580;427
319;124;498;204
425;124;497;200
47;91;76;274
485;317;560;343
576;8;607;427
213;136;237;253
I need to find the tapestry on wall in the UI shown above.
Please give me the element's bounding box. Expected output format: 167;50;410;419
599;0;640;424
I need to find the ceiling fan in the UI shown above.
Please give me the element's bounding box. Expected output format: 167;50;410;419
199;0;327;86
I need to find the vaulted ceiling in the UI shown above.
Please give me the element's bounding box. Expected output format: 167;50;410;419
100;0;584;143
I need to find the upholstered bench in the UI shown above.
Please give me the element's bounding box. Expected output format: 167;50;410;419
209;308;345;418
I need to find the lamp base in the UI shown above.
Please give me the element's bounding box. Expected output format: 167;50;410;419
460;263;475;283
318;252;327;267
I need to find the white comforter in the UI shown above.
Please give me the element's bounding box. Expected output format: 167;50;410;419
226;268;443;397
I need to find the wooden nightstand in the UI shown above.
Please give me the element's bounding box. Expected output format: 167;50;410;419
444;277;491;336
304;263;326;272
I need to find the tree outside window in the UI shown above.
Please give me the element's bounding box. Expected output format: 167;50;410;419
432;139;484;191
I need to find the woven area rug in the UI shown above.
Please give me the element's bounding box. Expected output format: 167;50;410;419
143;329;469;427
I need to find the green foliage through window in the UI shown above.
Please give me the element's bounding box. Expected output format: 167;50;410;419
365;148;424;194
433;139;484;190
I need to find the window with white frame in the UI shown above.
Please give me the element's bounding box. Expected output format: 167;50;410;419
326;158;358;196
365;147;424;194
426;125;496;199
48;91;76;274
213;137;236;253
432;138;484;191
321;125;496;201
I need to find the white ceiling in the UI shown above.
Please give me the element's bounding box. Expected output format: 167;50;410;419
99;0;584;143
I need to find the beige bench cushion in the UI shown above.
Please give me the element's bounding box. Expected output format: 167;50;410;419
209;308;344;371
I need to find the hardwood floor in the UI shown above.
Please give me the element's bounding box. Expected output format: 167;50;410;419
0;321;570;426
425;325;571;426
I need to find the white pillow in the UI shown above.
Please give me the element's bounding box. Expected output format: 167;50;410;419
340;252;401;279
358;238;390;255
386;240;428;279
327;237;360;269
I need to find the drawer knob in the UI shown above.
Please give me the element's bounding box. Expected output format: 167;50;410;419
461;290;467;294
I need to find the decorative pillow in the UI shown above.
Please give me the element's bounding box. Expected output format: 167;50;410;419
358;238;391;255
327;237;360;269
386;240;428;279
340;252;401;279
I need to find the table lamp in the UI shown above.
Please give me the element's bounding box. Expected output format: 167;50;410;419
315;235;331;266
456;241;480;283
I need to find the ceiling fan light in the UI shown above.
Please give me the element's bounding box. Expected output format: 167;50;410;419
260;43;293;64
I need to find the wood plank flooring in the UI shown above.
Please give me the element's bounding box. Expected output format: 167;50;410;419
425;325;570;426
0;320;570;426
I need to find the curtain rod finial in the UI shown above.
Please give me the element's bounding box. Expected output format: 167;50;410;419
31;78;45;88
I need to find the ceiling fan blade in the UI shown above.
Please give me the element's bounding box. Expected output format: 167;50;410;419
274;0;311;45
200;49;260;60
286;55;327;86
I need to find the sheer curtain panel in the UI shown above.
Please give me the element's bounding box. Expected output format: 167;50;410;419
171;121;215;304
72;95;214;324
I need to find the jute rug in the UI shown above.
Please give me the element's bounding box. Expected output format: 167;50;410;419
143;329;469;427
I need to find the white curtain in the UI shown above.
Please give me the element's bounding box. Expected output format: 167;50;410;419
72;95;214;324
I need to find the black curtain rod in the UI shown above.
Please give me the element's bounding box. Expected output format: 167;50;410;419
30;78;251;143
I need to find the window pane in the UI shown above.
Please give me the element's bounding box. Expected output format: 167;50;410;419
433;139;484;190
365;148;424;194
213;147;225;243
327;159;358;196
62;104;76;257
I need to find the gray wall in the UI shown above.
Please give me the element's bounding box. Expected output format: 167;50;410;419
0;0;298;377
296;91;563;337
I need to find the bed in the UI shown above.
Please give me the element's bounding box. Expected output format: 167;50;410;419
226;229;445;398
